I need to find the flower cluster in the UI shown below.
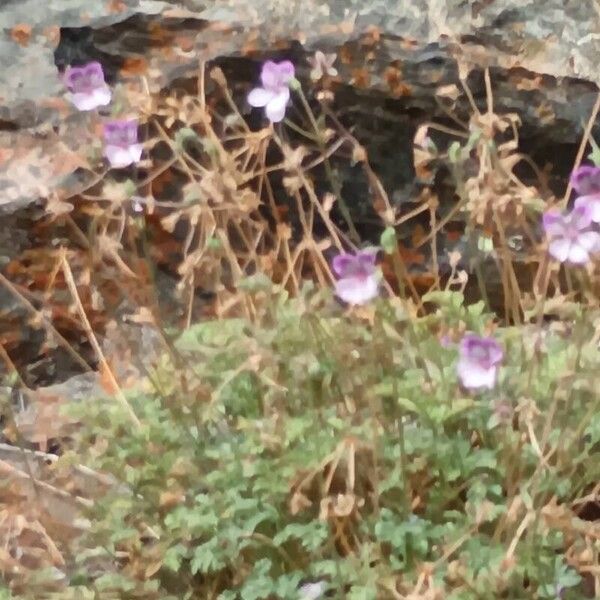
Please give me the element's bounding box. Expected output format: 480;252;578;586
63;61;142;169
542;165;600;264
328;250;505;392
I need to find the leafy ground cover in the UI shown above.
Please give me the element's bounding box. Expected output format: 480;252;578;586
1;47;600;599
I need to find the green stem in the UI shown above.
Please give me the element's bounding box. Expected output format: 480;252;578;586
294;85;361;243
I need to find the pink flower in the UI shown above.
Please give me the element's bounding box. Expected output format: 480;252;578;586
63;62;111;111
457;334;503;391
571;164;600;222
103;119;143;168
247;60;295;123
332;249;379;305
542;204;600;264
308;51;338;81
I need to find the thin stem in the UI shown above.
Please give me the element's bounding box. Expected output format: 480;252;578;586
60;251;141;428
294;85;360;243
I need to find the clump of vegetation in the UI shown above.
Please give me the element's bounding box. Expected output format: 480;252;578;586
64;284;600;599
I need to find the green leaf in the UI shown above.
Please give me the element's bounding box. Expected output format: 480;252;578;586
191;539;224;574
163;543;188;572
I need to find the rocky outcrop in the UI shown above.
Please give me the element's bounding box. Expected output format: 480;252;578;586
1;1;599;215
1;0;599;384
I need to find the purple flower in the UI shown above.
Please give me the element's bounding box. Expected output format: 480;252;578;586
63;61;111;111
542;204;600;264
247;60;295;123
332;249;379;305
571;164;600;222
103;119;143;168
457;334;503;391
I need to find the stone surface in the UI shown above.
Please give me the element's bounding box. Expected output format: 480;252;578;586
1;0;599;377
0;0;599;215
175;0;600;83
0;0;168;126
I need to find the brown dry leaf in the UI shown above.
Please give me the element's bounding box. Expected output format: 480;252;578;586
283;145;307;171
350;67;371;88
351;144;367;164
411;223;427;247
159;490;185;510
436;83;460;100
97;235;137;278
397;243;425;266
14;393;78;451
283;175;302;195
332;493;356;517
289;491;312;515
45;194;74;218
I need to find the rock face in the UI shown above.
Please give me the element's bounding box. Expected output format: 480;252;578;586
1;0;600;382
0;0;599;214
0;0;168;214
0;0;168;126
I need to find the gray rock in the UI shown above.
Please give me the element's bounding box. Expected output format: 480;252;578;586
0;0;168;126
0;0;598;213
175;0;600;84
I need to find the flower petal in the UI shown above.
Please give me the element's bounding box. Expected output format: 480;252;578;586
92;86;112;107
356;249;378;270
105;144;137;168
265;90;289;123
332;253;356;277
542;210;565;237
68;87;111;111
104;119;139;146
128;143;143;163
457;359;497;390
548;238;572;263
576;230;600;251
64;66;84;90
247;87;275;108
276;60;295;82
570;202;593;229
83;61;106;85
260;61;281;89
335;274;379;305
575;195;600;223
566;243;591;265
459;334;503;368
570;165;600;195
